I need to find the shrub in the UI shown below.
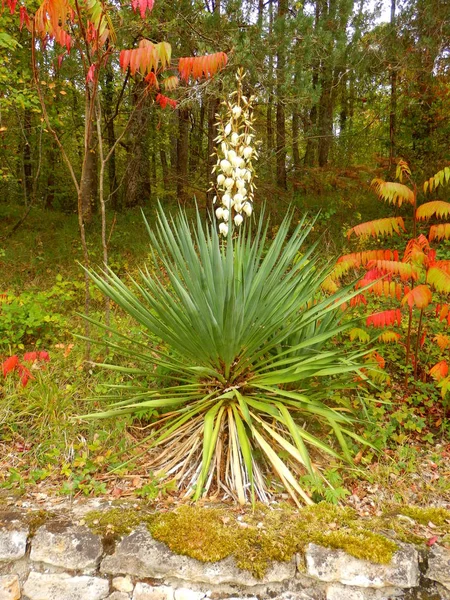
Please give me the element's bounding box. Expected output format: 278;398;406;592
84;208;367;505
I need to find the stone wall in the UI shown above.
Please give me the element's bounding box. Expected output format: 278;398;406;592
0;509;449;600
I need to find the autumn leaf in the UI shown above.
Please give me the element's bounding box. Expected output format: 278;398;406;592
338;249;399;267
2;355;19;377
371;178;415;207
366;309;402;328
429;361;449;382
427;266;450;293
347;217;406;239
416;201;450;221
401;285;432;310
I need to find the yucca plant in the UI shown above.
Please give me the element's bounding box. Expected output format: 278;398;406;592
83;208;367;506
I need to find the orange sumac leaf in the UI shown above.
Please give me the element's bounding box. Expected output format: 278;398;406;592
436;303;450;321
371;179;415;207
367;309;402;328
423;167;450;194
178;52;227;82
321;276;339;294
366;260;419;281
364;280;403;300
338;249;399;267
329;258;356;281
163;75;179;92
347;217;406;239
402;235;430;262
429;223;450;242
430;360;449;382
401;285;432;310
434;334;450;350
350;294;367;307
433;260;450;274
416;201;450;221
427;266;450;293
144;71;159;89
379;331;401;343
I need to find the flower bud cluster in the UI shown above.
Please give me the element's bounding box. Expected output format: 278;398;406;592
211;69;258;237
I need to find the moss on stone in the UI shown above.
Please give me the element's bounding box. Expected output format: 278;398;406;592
396;506;450;527
149;502;397;577
25;510;55;535
149;506;238;563
84;507;155;540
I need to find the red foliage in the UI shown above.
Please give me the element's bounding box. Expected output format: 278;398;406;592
131;0;154;18
2;355;19;377
350;294;367;307
1;351;50;386
366;309;402;328
430;360;449;382
19;5;30;30
155;93;176;109
178;52;228;82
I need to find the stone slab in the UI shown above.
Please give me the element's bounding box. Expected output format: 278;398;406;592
0;529;28;562
305;543;419;589
101;526;295;587
426;545;450;591
30;523;103;570
0;575;20;600
325;583;404;600
108;594;130;600
23;571;110;600
113;576;134;593
133;584;174;600
173;589;205;600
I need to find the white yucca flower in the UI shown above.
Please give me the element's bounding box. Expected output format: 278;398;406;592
219;222;228;236
210;68;259;235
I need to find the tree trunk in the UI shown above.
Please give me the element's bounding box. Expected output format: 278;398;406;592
207;97;220;205
124;80;151;208
276;0;287;189
177;106;190;203
22;109;33;204
304;1;321;167
103;62;118;210
80;88;98;222
389;0;397;166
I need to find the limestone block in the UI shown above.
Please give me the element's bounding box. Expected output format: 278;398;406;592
133;584;174;600
173;588;206;600
425;545;450;591
272;592;320;600
108;593;130;600
113;576;134;593
325;583;404;600
23;571;110;600
30;523;103;570
0;528;28;562
305;543;419;589
101;525;295;587
0;575;20;600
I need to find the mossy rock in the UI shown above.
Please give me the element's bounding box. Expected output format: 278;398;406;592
84;502;449;579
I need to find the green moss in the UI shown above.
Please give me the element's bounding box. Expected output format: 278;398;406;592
150;506;237;563
82;502;409;578
397;506;450;527
84;507;155;540
149;503;397;577
25;510;54;535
